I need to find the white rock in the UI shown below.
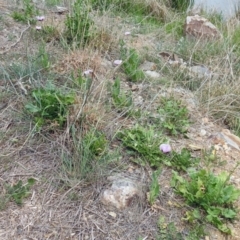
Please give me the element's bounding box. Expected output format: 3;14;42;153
145;70;161;79
184;15;221;40
200;129;207;136
113;60;122;66
140;61;156;71
189;65;211;78
101;178;140;209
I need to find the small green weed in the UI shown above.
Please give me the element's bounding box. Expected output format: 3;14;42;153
84;129;108;156
37;25;60;43
65;0;93;47
165;148;199;171
6;178;35;206
165;19;185;39
25;84;75;129
120;40;145;82
148;170;161;205
0;178;35;211
62;127;110;180
118;125;166;167
158;97;190;135
36;44;51;69
111;78;132;109
12;0;38;24
157;216;184;240
171;166;240;234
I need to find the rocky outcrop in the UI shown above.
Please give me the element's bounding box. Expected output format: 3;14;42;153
184;15;221;40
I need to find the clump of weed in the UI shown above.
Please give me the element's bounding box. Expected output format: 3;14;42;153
157;97;190;135
165;148;199;171
0;178;35;210
65;0;94;47
118;125;166;167
167;0;193;12
157;217;184;240
12;0;38;24
62;127;113;180
25;84;75;129
120;40;145;82
171;166;240;234
148;170;161;205
111;78;132;109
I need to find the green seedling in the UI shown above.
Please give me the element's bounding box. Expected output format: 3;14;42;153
158;97;190;135
111;78;132;109
12;0;38;24
118;125;166;167
165;148;199;171
148;170;161;205
65;0;93;47
171;166;240;234
25;85;75;129
157;216;184;240
6;178;35;205
84;129;108;156
120;40;144;82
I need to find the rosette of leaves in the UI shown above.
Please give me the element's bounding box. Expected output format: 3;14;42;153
25;87;75;129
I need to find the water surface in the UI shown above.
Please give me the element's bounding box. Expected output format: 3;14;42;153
192;0;240;19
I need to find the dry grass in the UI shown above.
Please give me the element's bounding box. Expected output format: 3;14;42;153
1;0;240;239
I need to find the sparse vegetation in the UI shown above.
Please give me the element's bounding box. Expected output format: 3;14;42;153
12;0;38;23
171;166;240;234
1;0;240;239
157;97;190;135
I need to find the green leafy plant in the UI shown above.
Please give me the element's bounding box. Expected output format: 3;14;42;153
157;216;184;240
25;85;75;129
12;0;38;24
84;129;108;156
65;0;94;47
120;40;145;82
111;78;132;109
165;148;199;171
6;178;35;205
118;125;165;167
171;167;240;234
158;97;190;135
148;170;161;205
36;44;51;69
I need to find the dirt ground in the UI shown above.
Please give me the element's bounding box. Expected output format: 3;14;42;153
1;1;240;240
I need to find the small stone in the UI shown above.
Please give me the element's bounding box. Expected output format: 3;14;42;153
36;16;45;21
83;69;93;76
200;129;207;136
145;70;160;79
113;60;122;66
131;84;139;91
108;212;117;218
202;117;209;124
140;61;156;71
134;95;143;106
189;65;211;78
